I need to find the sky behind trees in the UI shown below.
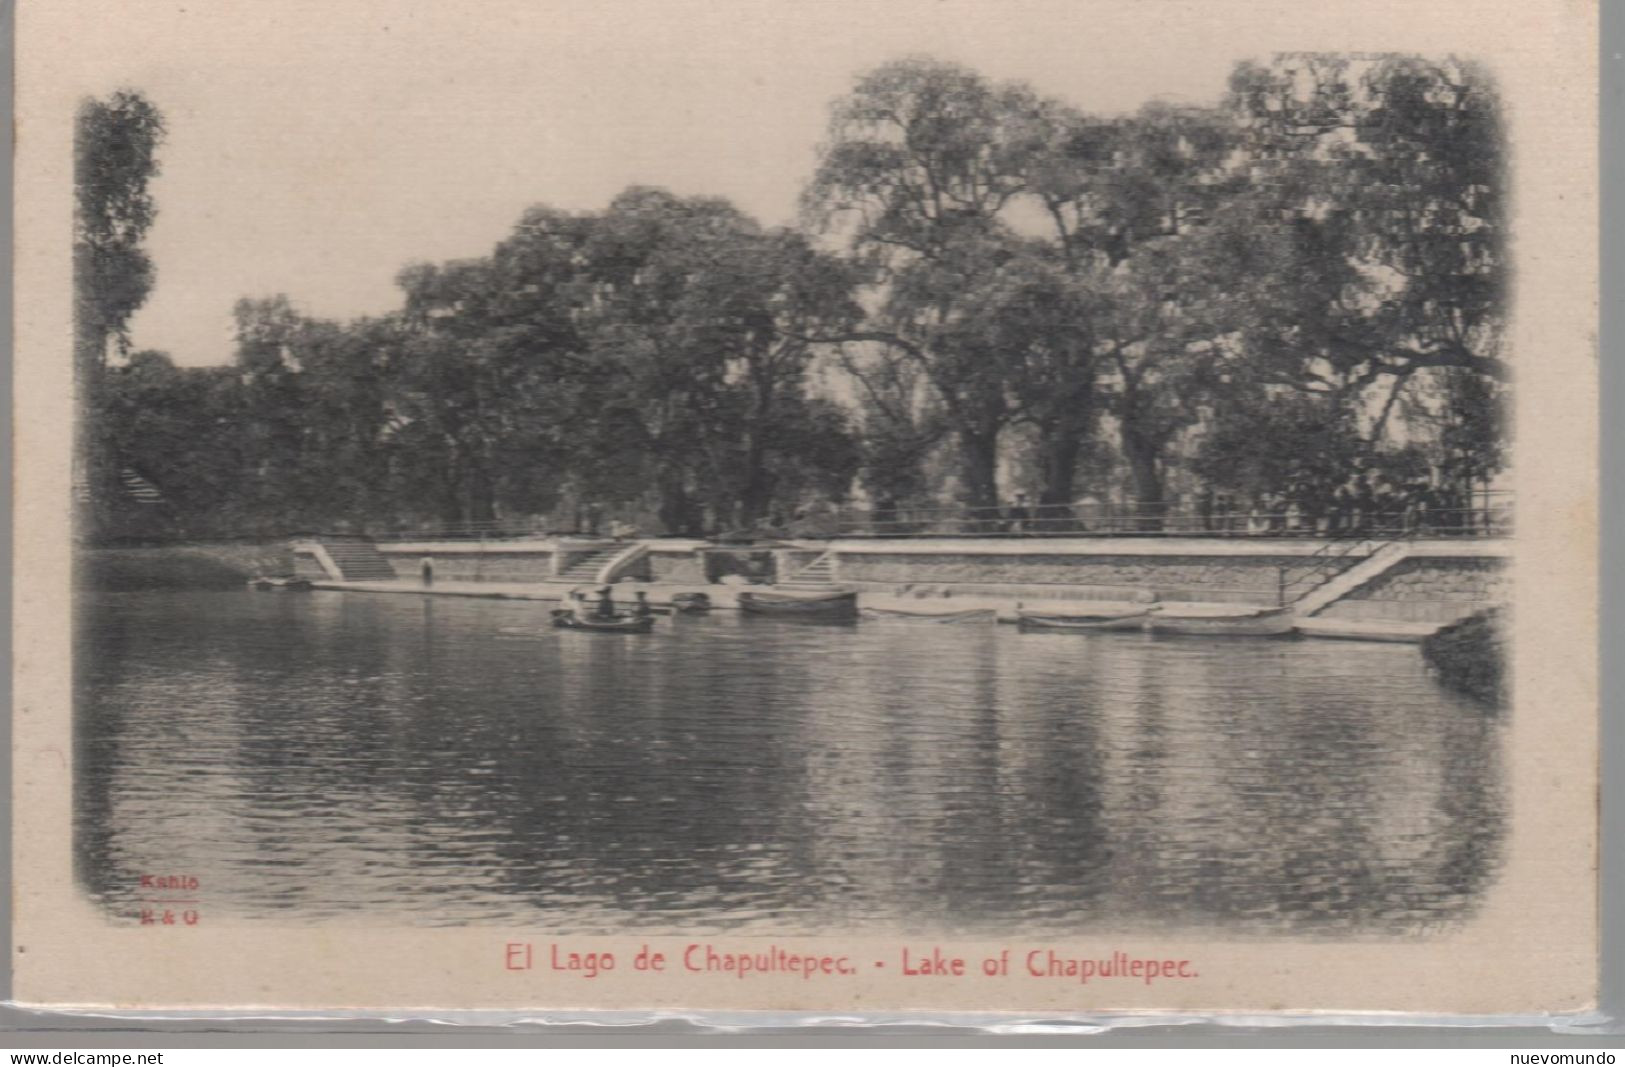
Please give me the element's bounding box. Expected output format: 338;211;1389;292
65;0;1457;368
79;32;1510;539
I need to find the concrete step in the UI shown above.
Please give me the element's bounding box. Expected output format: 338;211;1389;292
783;551;835;586
1294;540;1411;616
557;549;620;581
1294;616;1444;642
318;540;398;581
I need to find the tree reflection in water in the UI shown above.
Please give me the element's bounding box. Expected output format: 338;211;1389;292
76;591;1503;936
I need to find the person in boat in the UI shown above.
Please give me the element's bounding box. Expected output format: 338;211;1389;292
595;586;617;619
632;590;653;619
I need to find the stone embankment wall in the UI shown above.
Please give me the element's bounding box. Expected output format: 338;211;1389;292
290;535;1508;625
836;551;1354;605
593;548;765;583
374;545;554;582
704;549;775;584
81;542;294;590
1317;558;1507;624
649;551;707;583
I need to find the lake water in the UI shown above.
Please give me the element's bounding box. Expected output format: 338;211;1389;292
76;590;1504;937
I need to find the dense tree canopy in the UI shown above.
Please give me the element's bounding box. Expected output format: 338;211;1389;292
76;90;166;535
76;90;166;373
85;53;1508;541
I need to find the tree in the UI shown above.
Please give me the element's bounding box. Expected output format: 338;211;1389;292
1224;55;1506;394
230;296;324;528
75;89;165;535
707;230;864;528
1192;384;1364;517
382;189;861;535
804;57;1050;514
946;242;1103;517
1026;103;1239;526
98;351;248;537
808;62;1251;523
391;258;570;526
75;90;166;373
1096;232;1236;527
571;189;860;533
286;315;402;528
834;340;946;510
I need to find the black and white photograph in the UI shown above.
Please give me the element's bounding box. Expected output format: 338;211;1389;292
12;0;1600;1017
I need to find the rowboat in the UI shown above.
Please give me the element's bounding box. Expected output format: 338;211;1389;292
670;592;713;614
1143;605;1296;637
738;590;859;620
1015;609;1151;633
246;576;314;592
862;606;997;624
551;613;655;634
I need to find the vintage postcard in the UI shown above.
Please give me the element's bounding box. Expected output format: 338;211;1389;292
12;0;1600;1019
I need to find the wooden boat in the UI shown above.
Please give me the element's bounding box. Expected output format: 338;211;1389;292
552;612;655;634
738;589;859;620
863;606;997;624
1015;609;1151;633
1143;605;1296;637
247;576;314;592
670;592;713;614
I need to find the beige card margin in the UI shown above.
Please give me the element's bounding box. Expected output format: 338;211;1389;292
10;0;1601;1016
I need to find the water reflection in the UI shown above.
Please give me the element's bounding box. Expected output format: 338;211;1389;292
76;591;1504;935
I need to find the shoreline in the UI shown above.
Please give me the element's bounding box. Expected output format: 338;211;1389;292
304;577;1446;642
78;540;1500;643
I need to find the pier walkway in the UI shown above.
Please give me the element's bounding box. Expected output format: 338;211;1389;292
308;577;1408;635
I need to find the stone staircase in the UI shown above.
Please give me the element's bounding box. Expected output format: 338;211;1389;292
777;551;838;591
319;540;398;581
556;545;621;583
1292;539;1412;616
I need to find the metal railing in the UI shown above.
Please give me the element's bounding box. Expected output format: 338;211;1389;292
364;519;562;543
832;494;1513;541
304;491;1513;545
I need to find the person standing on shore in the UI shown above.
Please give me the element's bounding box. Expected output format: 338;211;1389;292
1007;492;1032;535
419;556;434;587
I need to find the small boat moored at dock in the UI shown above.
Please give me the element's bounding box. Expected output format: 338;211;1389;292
1143;605;1296;637
863;605;997;624
1015;609;1151;633
739;589;859;621
247;576;314;592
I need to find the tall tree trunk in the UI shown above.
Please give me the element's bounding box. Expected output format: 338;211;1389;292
1033;402;1091;529
436;450;464;527
737;430;774;529
76;329;119;540
1035;427;1081;507
465;458;496;525
657;471;701;537
1122;430;1165;532
958;426;1001;526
